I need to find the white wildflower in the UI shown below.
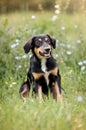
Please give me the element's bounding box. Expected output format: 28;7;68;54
56;39;59;43
55;54;58;58
67;44;71;48
22;54;27;59
31;15;36;19
61;26;65;30
11;44;17;48
55;5;59;9
16;65;22;70
77;39;81;44
15;56;21;60
74;24;78;29
12;82;16;85
55;10;60;15
78;61;83;66
77;96;83;102
66;51;72;55
10;84;13;88
52;15;57;22
83;60;86;64
11;39;19;48
81;66;85;71
15;39;19;43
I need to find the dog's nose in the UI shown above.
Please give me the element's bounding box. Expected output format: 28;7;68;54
44;47;51;52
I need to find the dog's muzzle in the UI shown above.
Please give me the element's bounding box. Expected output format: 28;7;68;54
39;46;51;58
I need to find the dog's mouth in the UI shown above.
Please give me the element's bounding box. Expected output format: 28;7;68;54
39;51;51;58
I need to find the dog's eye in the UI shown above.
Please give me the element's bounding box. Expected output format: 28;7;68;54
35;39;42;47
37;39;42;44
45;38;50;44
38;38;42;42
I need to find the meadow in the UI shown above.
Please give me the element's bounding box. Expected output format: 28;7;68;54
0;11;86;130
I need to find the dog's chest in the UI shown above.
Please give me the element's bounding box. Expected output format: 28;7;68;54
41;60;49;85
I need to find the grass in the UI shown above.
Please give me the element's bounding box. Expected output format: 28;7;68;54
0;11;86;130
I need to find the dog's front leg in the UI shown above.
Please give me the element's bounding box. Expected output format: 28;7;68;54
52;82;62;102
38;85;43;101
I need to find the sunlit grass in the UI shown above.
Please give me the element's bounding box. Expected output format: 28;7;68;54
0;11;86;130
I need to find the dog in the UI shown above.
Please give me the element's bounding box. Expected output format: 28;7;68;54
19;34;62;102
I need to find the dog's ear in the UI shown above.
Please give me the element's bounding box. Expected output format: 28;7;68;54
23;37;35;53
47;34;56;49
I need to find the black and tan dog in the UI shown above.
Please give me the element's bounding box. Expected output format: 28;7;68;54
19;34;62;102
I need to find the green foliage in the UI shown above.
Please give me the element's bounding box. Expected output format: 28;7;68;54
0;0;86;13
0;12;86;130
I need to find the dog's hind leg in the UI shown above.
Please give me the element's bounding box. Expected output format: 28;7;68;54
19;82;30;102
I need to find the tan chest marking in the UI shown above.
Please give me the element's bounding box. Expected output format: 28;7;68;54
32;67;58;85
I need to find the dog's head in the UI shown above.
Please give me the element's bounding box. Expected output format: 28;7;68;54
24;34;56;59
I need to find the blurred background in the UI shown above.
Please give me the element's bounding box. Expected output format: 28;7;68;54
0;0;86;14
